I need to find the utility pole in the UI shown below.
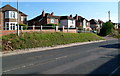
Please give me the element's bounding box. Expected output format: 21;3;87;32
17;0;20;36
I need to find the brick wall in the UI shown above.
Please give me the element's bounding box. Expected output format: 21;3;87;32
0;11;3;30
1;29;77;36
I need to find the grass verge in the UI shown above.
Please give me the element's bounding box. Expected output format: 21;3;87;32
2;32;104;51
113;34;120;39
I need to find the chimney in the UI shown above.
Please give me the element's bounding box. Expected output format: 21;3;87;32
42;10;45;16
75;14;78;20
70;14;72;18
51;12;54;16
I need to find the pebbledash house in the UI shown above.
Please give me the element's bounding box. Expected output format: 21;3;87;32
0;4;27;30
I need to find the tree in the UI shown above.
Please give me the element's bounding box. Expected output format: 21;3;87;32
99;22;114;36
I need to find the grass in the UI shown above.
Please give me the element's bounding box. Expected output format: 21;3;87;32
2;32;104;51
113;34;120;39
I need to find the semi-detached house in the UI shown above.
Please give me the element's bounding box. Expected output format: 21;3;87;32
0;4;27;30
60;15;76;28
28;11;60;27
28;11;76;29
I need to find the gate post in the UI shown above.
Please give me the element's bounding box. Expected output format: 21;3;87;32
55;26;58;32
62;26;64;32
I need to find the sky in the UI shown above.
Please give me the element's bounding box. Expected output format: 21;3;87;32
1;2;118;23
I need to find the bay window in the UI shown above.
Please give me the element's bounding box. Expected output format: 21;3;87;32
5;11;17;19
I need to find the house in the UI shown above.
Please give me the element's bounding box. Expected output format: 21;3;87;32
0;4;27;30
98;19;104;28
73;14;91;31
28;11;60;28
60;15;75;28
113;23;119;29
89;19;100;33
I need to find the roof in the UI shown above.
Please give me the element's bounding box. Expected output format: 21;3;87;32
73;15;87;22
1;4;27;16
60;16;74;20
28;15;43;21
98;19;104;24
28;13;60;22
90;19;99;24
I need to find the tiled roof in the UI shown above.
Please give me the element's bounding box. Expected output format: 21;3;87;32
28;13;60;21
98;19;104;23
60;16;74;20
90;19;99;24
1;4;27;16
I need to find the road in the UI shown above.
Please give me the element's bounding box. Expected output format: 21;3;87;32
2;39;120;75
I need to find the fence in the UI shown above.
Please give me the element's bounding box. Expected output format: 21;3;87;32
1;26;78;36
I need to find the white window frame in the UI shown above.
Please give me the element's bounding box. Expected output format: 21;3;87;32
5;11;17;19
5;22;17;30
5;11;9;18
51;18;55;23
21;16;24;21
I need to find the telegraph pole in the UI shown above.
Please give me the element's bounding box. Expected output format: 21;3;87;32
17;0;20;36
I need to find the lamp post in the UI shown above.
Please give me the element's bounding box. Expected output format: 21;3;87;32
108;11;111;22
17;0;20;36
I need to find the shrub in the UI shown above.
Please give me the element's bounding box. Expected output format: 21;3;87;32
99;22;114;36
44;24;58;29
19;24;28;30
78;26;83;30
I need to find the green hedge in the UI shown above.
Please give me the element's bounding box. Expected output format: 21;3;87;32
19;24;28;30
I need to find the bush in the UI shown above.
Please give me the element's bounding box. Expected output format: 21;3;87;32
45;24;58;29
99;22;114;36
19;24;28;30
78;26;83;30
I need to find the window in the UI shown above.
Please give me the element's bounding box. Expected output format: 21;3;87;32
5;11;17;19
21;16;24;21
11;11;16;18
70;20;74;24
51;19;54;23
13;12;15;18
6;23;9;30
5;11;9;18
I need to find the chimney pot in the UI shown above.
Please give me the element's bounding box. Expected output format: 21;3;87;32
70;14;72;17
51;12;54;16
42;10;45;16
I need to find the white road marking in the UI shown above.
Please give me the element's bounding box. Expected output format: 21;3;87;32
109;65;120;76
3;63;34;73
55;56;67;60
3;56;68;73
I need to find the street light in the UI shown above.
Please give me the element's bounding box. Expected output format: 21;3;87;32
17;0;20;36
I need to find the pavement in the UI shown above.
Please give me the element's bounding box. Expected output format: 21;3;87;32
1;39;120;75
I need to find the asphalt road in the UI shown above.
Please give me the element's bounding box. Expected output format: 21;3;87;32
2;39;120;76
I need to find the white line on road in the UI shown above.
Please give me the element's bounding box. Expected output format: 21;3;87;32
55;56;67;60
109;65;120;76
3;56;68;73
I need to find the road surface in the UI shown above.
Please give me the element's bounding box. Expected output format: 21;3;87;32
2;39;120;76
